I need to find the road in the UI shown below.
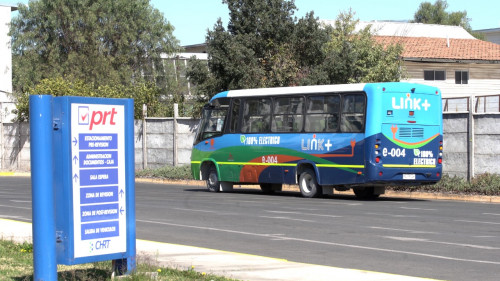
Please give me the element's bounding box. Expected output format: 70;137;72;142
0;176;499;280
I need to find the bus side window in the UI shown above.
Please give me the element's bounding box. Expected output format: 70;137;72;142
340;94;365;133
272;97;304;132
242;98;271;133
229;99;241;133
305;95;340;132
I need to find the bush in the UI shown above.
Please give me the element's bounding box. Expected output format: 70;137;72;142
391;173;500;195
136;165;193;180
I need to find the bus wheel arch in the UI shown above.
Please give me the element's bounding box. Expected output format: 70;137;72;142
297;164;322;198
201;161;233;192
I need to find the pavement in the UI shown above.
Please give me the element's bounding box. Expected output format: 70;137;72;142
4;173;500;280
1;218;439;281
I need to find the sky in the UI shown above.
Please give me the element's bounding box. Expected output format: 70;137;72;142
11;0;500;46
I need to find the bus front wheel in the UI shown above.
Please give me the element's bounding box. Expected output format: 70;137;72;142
206;166;220;192
299;169;322;198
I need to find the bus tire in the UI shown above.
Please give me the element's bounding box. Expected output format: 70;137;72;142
260;183;282;194
353;187;380;200
206;166;220;192
299;169;322;198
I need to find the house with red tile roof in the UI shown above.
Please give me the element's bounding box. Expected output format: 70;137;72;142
344;21;500;113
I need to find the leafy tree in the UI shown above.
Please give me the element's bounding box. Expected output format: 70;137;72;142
311;10;405;85
412;0;483;39
187;4;405;112
9;0;181;100
186;0;331;108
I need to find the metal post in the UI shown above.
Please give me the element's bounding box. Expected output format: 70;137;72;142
29;95;57;280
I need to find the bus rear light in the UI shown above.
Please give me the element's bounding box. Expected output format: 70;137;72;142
440;146;443;151
409;111;414;116
379;172;383;176
375;156;381;163
382;87;386;92
438;158;442;164
375;144;379;149
437;172;440;177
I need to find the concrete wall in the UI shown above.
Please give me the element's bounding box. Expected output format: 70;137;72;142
1;115;499;180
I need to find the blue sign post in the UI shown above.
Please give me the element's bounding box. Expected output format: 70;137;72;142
30;96;136;279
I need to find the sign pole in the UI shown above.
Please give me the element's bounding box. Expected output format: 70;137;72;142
30;95;57;280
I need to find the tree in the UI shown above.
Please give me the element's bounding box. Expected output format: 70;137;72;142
412;0;483;39
9;0;181;93
187;0;331;104
311;10;405;85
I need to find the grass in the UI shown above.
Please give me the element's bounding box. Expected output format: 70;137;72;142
391;173;500;196
0;240;239;281
136;165;193;180
136;165;500;196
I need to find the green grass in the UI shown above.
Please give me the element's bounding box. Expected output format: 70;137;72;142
136;165;193;180
0;240;239;281
391;173;500;195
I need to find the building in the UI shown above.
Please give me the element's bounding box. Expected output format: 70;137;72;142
475;28;500;45
0;3;16;123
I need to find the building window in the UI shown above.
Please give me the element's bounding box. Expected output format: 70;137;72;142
455;71;469;84
424;70;446;81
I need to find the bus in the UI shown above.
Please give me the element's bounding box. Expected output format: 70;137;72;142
191;82;443;199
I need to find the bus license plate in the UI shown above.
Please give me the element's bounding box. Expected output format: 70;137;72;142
403;174;416;180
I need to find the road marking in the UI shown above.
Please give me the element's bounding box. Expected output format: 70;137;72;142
368;226;438;234
137;219;500;265
9;200;31;203
265;210;342;218
0;204;31;210
455;219;500;225
368;213;420;218
383;236;500;250
259;216;316;223
483;213;500;216
400;207;437;211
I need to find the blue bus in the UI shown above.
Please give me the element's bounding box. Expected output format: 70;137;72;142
191;82;443;199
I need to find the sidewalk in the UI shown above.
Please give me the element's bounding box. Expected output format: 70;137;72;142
1;218;439;281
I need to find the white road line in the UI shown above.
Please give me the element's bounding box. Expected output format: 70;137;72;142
9;200;31;203
368;226;438;234
259;216;317;223
400;207;437;211
137;219;500;265
383;236;500;250
483;213;500;216
0;204;31;210
455;219;500;225
172;207;219;213
368;213;420;218
265;210;342;218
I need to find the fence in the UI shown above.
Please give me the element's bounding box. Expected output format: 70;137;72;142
1;100;500;180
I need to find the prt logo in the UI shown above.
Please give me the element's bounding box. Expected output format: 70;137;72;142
87;108;118;130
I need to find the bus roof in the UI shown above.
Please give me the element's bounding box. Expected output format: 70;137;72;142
210;83;367;101
209;82;440;102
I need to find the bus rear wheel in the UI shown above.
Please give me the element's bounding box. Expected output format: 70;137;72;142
353;187;380;200
299;169;322;198
206;166;220;192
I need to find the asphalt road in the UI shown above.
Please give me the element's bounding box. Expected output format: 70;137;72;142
1;176;499;281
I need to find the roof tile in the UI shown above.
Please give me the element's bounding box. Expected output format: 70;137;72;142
374;36;500;61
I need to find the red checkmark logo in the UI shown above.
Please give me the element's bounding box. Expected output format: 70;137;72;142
81;113;88;121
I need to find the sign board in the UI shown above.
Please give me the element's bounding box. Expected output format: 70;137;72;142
53;97;135;265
